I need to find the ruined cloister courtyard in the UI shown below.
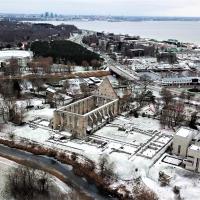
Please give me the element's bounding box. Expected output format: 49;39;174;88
1;97;200;199
1;75;200;199
53;95;118;137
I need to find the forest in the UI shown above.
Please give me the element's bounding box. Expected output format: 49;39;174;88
0;21;78;48
31;40;102;65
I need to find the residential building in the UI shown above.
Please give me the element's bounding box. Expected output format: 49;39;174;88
162;77;200;87
0;50;33;68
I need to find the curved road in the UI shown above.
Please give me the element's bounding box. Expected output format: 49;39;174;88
0;144;114;200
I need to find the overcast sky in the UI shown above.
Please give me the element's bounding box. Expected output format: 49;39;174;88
0;0;200;16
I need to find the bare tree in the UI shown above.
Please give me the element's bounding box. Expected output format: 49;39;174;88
29;57;53;74
82;60;90;71
25;96;32;110
63;80;70;91
99;154;109;177
0;101;9;123
160;100;185;128
179;91;186;101
186;91;194;103
160;87;173;106
132;184;158;200
0;123;4;132
67;61;73;73
91;59;101;70
38;57;53;74
80;83;91;97
28;61;39;74
3;99;25;125
119;94;132;112
4;58;20;76
0;80;19;99
31;78;44;94
99;154;116;179
189;112;198;130
3;166;74;200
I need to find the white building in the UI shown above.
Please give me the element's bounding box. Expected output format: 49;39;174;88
162;77;200;87
173;127;194;157
0;50;33;67
173;127;200;172
184;145;200;172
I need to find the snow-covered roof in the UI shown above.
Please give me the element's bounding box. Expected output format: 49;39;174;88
54;93;72;100
0;50;33;60
189;144;200;151
89;77;101;83
162;77;200;84
176;127;194;138
84;78;95;85
46;87;56;93
68;78;83;84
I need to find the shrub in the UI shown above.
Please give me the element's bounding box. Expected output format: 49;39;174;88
47;149;57;158
71;152;77;161
8;132;15;140
142;112;146;117
173;186;180;194
133;184;158;200
133;110;139;118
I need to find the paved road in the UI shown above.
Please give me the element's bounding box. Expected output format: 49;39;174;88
70;32;139;81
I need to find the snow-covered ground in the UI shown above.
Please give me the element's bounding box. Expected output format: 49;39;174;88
0;157;70;200
24;104;54;121
0;157;17;200
3;112;173;180
0;50;33;60
145;153;200;200
2;98;200;199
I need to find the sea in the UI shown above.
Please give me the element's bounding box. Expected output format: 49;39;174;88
27;20;200;45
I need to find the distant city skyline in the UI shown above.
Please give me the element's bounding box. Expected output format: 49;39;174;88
0;0;200;17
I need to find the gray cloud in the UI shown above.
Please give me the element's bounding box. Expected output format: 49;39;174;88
0;0;199;16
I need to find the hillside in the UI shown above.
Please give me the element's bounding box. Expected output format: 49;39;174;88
0;21;79;48
31;40;102;65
